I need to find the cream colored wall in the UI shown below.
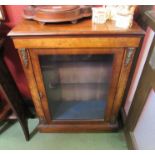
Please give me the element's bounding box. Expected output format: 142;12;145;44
133;89;155;149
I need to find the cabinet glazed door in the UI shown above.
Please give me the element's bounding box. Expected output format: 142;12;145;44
30;48;124;123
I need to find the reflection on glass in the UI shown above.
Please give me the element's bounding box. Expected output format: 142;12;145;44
39;54;113;120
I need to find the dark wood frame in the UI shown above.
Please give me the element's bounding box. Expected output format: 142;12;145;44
0;28;29;141
125;38;155;148
124;10;155;149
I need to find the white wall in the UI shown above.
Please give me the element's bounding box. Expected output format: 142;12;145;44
133;89;155;149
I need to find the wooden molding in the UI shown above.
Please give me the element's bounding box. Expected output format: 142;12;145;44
12;37;141;49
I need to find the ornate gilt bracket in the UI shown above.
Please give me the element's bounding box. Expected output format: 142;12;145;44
125;48;135;65
20;48;28;67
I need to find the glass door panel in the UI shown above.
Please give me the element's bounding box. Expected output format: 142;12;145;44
39;54;113;120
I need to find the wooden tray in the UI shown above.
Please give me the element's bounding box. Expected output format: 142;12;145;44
23;5;92;24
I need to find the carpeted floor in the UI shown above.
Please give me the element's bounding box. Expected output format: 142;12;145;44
0;119;127;150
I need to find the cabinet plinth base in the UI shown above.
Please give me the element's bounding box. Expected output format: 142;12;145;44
38;122;119;133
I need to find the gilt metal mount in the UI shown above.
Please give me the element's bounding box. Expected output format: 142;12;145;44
20;48;28;67
125;48;135;65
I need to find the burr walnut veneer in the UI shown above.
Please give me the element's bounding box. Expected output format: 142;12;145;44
8;19;145;132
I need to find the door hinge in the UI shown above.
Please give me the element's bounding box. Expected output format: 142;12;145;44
20;48;28;67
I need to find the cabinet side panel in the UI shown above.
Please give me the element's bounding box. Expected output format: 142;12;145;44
111;48;136;122
17;49;46;120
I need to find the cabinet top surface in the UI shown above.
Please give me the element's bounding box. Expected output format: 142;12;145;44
8;18;145;37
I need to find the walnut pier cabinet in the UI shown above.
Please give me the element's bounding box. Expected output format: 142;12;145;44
8;19;145;132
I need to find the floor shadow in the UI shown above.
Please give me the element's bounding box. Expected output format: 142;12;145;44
0;119;39;140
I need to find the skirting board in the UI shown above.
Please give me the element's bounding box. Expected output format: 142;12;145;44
121;108;138;149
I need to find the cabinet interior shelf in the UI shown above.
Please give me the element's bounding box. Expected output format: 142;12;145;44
50;100;106;120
